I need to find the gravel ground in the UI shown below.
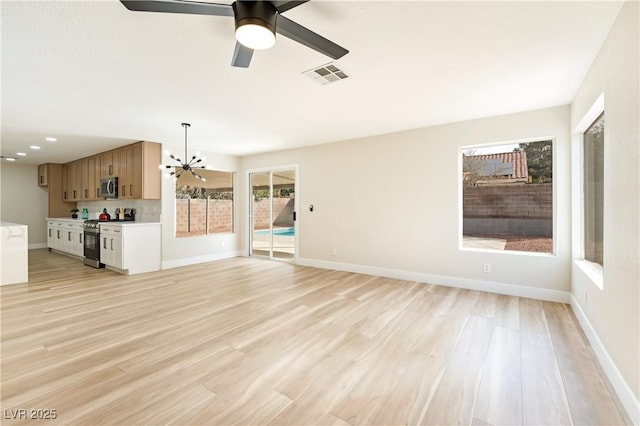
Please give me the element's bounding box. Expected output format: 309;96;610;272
465;234;553;253
504;236;553;253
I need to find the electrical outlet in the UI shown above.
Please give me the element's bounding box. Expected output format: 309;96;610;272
483;263;491;273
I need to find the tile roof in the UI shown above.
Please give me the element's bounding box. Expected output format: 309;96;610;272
465;151;528;179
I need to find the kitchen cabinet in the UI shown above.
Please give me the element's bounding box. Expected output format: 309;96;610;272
94;155;102;199
102;150;120;178
38;163;75;217
60;141;161;201
80;158;90;201
38;164;49;187
63;161;81;202
119;146;131;199
99;142;160;200
47;219;83;257
100;225;123;269
99;223;160;274
128;141;161;200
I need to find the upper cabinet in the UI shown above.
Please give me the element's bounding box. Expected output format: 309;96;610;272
54;141;161;202
37;164;49;187
119;142;161;200
37;163;76;217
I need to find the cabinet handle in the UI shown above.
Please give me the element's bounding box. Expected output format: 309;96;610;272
122;185;126;197
130;184;133;196
109;165;113;175
40;176;43;184
96;188;100;198
57;230;61;239
80;233;83;244
64;191;67;200
111;238;114;251
68;231;71;241
73;190;76;199
49;229;52;238
85;189;88;198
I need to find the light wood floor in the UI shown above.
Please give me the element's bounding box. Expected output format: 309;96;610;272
1;249;629;425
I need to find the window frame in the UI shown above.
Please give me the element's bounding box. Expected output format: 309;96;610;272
573;93;604;288
174;169;235;238
458;136;558;257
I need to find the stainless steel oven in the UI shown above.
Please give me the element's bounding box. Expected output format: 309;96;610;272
83;220;104;268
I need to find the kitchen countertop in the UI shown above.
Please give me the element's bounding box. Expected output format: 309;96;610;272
47;218;160;226
98;221;161;226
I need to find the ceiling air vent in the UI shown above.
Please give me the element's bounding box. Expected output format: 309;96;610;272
303;62;349;85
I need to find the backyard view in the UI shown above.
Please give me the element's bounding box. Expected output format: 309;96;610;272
251;171;296;259
175;169;234;237
462;140;553;253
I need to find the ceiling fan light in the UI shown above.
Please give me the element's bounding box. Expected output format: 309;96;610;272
236;23;275;49
233;1;277;50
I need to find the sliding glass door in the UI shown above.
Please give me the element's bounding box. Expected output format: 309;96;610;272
250;168;296;260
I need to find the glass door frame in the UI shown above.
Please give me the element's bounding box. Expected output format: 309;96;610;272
247;165;299;261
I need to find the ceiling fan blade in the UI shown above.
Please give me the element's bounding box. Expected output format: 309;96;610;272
276;15;348;60
271;1;309;14
120;0;233;17
231;42;254;68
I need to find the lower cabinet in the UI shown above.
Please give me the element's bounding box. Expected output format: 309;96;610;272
47;220;83;257
100;225;123;269
99;223;160;274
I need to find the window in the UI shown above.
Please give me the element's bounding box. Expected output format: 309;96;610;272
175;169;234;237
583;113;604;266
461;140;553;253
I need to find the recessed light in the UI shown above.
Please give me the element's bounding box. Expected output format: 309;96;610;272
45;137;57;142
6;158;16;162
29;145;41;150
16;152;27;156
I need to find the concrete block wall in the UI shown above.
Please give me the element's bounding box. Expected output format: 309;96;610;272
463;183;553;237
176;199;233;236
252;198;293;230
463;183;552;219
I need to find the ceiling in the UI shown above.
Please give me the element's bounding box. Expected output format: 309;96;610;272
1;0;623;165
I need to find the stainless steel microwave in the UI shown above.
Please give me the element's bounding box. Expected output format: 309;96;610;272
101;177;118;198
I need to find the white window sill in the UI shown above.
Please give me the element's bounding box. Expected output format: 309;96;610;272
575;259;603;289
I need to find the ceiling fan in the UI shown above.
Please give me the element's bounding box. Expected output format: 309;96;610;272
120;0;349;68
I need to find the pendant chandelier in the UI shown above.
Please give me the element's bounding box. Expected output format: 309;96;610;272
159;123;211;181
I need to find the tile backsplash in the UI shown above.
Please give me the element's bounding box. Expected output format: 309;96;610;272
79;200;161;222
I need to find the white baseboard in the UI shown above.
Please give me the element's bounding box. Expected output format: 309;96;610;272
161;250;242;270
296;257;570;303
28;243;47;250
570;295;640;425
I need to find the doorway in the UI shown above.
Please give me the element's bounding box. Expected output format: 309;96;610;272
249;168;297;260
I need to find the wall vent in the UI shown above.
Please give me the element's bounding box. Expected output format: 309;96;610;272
302;62;349;85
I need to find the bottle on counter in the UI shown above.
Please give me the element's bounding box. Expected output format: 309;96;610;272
81;207;89;220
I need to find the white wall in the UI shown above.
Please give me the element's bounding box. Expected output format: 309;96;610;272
160;145;242;268
0;163;48;247
240;105;571;300
570;0;639;418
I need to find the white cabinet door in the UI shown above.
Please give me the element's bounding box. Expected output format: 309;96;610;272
101;235;112;265
47;222;56;249
100;225;123;269
48;220;83;257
